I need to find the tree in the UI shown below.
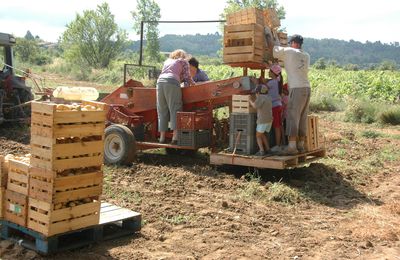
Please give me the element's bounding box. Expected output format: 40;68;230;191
61;3;127;68
131;0;161;62
221;0;286;20
313;58;326;69
24;31;35;40
15;37;39;62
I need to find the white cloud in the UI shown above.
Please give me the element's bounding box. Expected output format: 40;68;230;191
1;0;399;43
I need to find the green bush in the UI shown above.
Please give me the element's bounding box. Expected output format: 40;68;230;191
310;95;341;112
378;106;400;125
344;99;379;124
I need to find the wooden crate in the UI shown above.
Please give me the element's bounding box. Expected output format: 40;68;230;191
0;187;4;219
27;198;101;236
0;155;8;188
263;8;280;28
29;166;103;204
277;31;288;46
30;101;106;171
305;116;321;151
227;7;264;26
30;136;104;171
223;23;265;64
7;159;30;196
232;95;257;113
176;111;212;130
30;100;107;139
4;189;28;227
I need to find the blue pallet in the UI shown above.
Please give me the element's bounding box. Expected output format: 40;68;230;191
0;203;141;255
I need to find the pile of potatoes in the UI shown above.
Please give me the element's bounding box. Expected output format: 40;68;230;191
53;198;96;210
56;104;102;112
55;135;101;144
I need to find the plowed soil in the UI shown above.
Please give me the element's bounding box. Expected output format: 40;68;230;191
0;112;399;260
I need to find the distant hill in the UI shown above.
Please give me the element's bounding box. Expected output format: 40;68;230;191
130;33;222;57
130;34;400;67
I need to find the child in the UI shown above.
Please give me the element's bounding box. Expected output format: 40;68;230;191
267;64;283;152
249;83;273;156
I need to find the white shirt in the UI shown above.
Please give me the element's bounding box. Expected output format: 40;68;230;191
273;46;311;89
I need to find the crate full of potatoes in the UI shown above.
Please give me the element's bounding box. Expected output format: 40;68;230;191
30;101;107;171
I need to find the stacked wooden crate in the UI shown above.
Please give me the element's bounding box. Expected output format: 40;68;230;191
224;8;266;64
224;7;282;65
27;100;107;236
305;115;322;152
177;111;212;148
3;155;30;226
229;95;258;155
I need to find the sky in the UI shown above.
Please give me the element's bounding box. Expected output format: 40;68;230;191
1;0;399;44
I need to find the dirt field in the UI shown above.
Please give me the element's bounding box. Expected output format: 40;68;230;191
0;112;399;260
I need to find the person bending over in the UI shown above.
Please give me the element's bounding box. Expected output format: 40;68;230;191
156;49;195;144
188;57;209;83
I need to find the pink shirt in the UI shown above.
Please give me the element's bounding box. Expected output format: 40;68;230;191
159;58;194;87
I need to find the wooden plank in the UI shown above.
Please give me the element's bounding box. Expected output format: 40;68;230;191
53;141;104;158
99;208;139;224
53;111;106;124
31;154;103;171
53;186;102;203
53;123;105;138
0;187;4;219
209;153;285;169
31;101;56;115
31;114;54;126
47;214;100;236
224;46;255;54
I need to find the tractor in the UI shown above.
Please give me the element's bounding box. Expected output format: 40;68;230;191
0;32;34;125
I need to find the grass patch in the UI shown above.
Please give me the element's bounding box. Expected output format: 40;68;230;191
161;215;192;225
267;182;301;205
310;95;342;112
378;106;400;125
360;130;382;139
344;99;379;124
378;145;400;162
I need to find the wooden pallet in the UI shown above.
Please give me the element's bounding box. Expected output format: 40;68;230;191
210;148;326;169
0;202;141;255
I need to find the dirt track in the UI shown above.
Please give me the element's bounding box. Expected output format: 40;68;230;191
0;112;399;259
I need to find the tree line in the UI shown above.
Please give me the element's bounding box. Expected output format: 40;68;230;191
13;0;399;71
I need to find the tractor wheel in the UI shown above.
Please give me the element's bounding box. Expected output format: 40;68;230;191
104;124;137;165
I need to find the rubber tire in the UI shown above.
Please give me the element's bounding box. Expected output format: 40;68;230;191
104;124;137;165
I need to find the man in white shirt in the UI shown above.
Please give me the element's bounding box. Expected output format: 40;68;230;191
272;34;311;154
